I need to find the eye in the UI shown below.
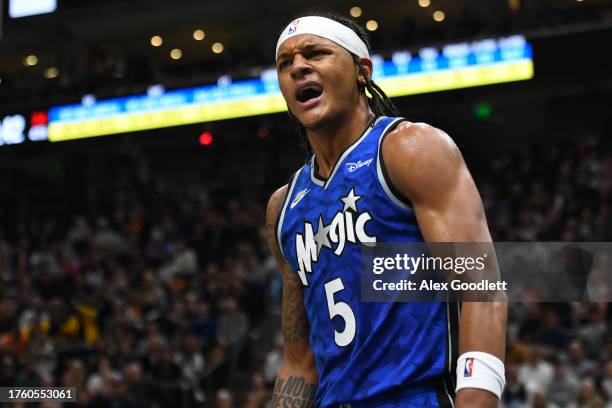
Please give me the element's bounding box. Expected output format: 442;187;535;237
277;60;290;70
311;49;328;58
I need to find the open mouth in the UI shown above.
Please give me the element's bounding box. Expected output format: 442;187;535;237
295;84;323;103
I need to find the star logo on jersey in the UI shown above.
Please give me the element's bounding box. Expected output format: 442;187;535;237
340;188;361;212
290;188;311;209
313;216;332;253
294;188;376;286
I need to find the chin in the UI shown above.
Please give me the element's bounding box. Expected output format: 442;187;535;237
301;116;326;131
297;108;333;131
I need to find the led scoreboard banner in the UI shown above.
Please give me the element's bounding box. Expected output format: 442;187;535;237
0;111;49;147
48;35;533;142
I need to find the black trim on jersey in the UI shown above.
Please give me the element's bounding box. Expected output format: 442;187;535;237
311;115;379;183
444;300;460;399
450;301;460;390
433;377;455;408
377;119;413;208
274;172;297;257
311;156;327;183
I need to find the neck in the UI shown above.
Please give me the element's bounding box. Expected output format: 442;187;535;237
307;100;375;179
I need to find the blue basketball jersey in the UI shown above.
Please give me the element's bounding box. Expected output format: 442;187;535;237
276;116;458;407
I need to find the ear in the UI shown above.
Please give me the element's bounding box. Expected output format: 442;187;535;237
356;57;373;87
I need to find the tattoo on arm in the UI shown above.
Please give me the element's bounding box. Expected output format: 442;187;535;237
271;376;317;408
265;189;310;347
281;268;310;344
266;188;316;401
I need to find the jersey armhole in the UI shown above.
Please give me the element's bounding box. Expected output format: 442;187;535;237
275;169;300;262
376;118;414;212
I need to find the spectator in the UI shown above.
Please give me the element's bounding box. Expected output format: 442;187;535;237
0;357;16;386
598;360;612;401
246;373;269;406
518;347;553;402
534;310;572;350
122;361;154;407
215;389;234;408
149;347;182;404
546;358;579;406
577;306;607;360
503;363;528;408
176;334;206;403
61;359;86;390
576;380;604;408
191;301;216;349
86;356;116;397
263;332;283;386
217;297;249;377
567;340;597;378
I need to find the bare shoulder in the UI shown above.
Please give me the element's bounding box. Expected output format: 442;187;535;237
265;184;289;258
383;121;461;165
266;184;289;227
382;121;465;203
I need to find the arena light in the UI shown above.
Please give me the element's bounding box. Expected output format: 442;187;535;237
193;29;205;41
212;42;224;54
473;103;493;120
418;0;430;7
366;20;378;31
433;10;445;22
147;84;165;97
44;67;58;79
23;54;38;66
29;111;49;141
9;0;56;18
170;49;183;60
350;7;362;17
0;114;26;144
81;94;96;106
217;75;231;87
48;36;533;142
199;131;214;146
150;36;163;47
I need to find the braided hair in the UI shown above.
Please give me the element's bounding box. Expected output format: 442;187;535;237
280;12;400;158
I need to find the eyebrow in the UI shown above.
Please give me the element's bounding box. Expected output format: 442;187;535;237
277;42;332;61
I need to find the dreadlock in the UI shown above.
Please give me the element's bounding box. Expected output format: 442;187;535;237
281;12;400;159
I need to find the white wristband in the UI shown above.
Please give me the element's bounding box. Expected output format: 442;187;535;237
456;351;505;399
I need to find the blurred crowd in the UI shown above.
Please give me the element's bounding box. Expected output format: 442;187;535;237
0;129;610;407
0;175;280;406
481;134;612;242
481;134;612;407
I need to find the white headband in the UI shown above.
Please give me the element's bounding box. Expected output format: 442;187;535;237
276;16;370;61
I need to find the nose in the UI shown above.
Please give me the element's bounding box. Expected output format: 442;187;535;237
290;53;312;80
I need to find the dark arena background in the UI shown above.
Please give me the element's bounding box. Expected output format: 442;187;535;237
0;0;611;406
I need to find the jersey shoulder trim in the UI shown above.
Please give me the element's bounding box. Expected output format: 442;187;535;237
376;117;414;212
276;169;301;261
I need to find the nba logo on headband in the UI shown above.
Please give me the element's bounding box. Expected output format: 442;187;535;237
288;19;300;35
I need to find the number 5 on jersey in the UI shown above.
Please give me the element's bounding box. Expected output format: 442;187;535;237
324;278;356;346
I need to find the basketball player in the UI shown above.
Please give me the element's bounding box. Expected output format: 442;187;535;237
266;13;507;407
